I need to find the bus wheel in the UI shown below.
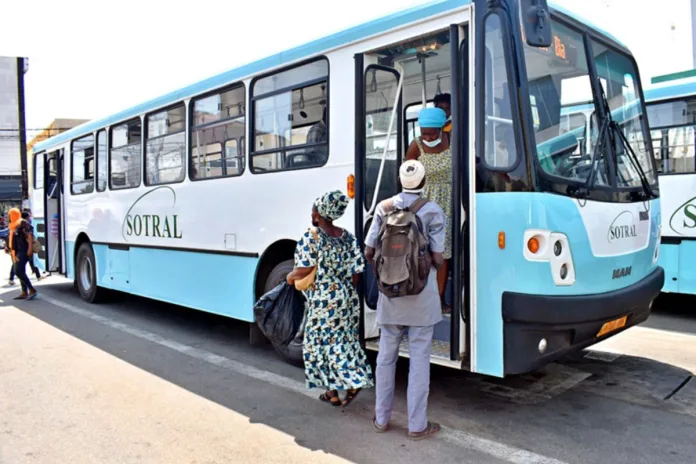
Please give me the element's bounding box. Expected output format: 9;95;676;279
263;259;305;366
76;243;104;303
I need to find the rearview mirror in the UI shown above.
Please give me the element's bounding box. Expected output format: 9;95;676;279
520;0;552;48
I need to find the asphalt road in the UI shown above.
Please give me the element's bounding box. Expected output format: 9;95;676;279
1;269;695;464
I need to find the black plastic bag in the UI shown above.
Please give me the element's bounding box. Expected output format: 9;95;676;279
254;282;305;346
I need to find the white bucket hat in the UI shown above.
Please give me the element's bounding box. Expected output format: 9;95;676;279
399;160;426;193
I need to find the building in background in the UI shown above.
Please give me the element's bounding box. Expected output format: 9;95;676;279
0;56;27;211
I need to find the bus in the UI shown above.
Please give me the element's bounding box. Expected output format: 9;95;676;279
30;0;663;378
643;72;696;295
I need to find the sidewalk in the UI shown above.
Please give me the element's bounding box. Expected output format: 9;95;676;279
0;306;348;464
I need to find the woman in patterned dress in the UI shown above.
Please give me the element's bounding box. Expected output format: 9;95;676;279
286;191;374;407
406;107;452;314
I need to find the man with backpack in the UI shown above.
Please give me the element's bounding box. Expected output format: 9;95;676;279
365;159;446;441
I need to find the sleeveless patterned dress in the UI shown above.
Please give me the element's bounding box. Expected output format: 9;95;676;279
415;137;453;260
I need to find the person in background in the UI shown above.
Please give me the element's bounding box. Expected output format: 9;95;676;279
406;107;452;314
365;160;445;440
9;208;37;300
22;209;42;280
433;93;452;142
286;190;374;407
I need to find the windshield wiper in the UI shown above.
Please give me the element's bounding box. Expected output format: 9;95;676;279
580;84;656;200
572;115;609;200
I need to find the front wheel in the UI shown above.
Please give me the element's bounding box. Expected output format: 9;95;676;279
263;259;305;366
75;243;105;303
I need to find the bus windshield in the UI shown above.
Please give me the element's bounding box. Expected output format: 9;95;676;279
522;18;656;192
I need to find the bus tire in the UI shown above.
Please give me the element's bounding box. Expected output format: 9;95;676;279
75;243;104;303
262;259;305;366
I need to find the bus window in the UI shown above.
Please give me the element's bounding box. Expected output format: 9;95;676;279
647;98;696;174
110;119;142;189
146;104;186;185
96;130;107;192
365;66;400;210
71;134;95;195
483;14;518;170
190;85;246;180
251;58;329;173
34;153;44;190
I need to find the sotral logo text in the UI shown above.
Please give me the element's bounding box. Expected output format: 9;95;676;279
669;195;696;236
612;266;632;279
121;186;183;241
607;211;637;243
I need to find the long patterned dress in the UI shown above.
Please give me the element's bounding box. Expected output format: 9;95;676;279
294;228;374;391
415;137;453;259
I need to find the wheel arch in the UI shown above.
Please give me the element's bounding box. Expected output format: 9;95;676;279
254;239;296;300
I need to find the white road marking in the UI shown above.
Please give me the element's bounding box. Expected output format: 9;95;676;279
39;294;569;464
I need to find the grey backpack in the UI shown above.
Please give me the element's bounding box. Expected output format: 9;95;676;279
373;197;432;298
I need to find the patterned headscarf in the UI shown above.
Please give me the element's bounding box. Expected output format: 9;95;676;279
314;190;349;222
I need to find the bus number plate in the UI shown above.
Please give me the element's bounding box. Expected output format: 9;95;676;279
596;316;628;338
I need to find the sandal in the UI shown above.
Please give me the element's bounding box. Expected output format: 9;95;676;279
372;418;390;433
13;294;27;300
319;390;341;407
342;388;362;407
408;422;441;441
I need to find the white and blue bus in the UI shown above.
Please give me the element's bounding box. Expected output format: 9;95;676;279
30;0;663;377
642;72;696;295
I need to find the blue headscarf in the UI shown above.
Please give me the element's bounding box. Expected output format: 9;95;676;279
418;107;447;129
314;190;350;221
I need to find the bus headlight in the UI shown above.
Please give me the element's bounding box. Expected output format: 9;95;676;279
523;229;576;286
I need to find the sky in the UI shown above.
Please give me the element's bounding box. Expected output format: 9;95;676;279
0;0;693;135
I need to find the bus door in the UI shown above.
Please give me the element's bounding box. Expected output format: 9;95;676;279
43;150;64;274
354;23;471;368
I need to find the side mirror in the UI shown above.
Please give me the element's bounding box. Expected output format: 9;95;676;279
520;0;552;48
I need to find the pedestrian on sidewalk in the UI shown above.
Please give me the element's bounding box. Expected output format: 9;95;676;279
9;208;38;300
365;160;445;440
22;209;42;280
287;190;374;407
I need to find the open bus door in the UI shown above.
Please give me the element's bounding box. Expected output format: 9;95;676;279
354;23;471;368
43;149;65;275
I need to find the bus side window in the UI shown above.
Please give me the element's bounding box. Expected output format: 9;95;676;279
250;58;329;173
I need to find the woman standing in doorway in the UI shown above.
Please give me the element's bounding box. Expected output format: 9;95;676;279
406;107;452;314
286;191;374;407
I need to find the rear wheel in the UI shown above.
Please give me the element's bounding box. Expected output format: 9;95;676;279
75;242;104;303
263;259;305;365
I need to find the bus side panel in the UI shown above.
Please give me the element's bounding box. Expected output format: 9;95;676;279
657;242;679;293
73;242;259;322
679;241;696;294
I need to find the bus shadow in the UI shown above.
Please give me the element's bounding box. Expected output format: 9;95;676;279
648;293;696;335
6;279;696;462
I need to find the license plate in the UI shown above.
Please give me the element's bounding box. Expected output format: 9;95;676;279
596;315;628;338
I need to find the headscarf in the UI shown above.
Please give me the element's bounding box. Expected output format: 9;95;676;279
7;208;21;257
418;107;447;129
314;190;349;222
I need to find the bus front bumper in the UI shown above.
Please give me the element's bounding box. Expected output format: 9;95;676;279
501;267;664;376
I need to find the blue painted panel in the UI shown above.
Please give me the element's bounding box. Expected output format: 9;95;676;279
78;243;259;321
678;241;696;295
474;193;660;377
66;241;75;280
657;243;679;293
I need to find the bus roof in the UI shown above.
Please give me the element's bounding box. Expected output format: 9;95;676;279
644;79;696;104
33;0;627;153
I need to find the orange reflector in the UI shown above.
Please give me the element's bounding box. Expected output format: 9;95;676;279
347;174;355;199
528;237;540;254
498;231;505;249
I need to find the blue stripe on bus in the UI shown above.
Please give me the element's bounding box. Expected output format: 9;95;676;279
658;242;680;293
645;81;696;103
474;192;660;376
657;240;696;295
67;241;259;321
33;0;623;154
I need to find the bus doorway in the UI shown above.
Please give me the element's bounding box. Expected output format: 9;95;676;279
43;150;64;274
355;24;471;368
